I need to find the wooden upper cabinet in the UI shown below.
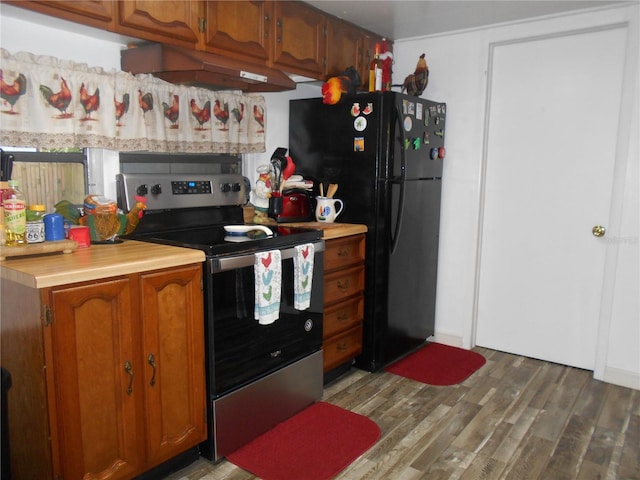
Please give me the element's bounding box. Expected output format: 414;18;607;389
116;0;201;46
325;17;362;80
4;0;117;30
271;1;326;78
202;1;272;65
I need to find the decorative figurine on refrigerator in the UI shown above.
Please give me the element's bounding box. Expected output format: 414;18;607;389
321;66;361;105
398;53;429;96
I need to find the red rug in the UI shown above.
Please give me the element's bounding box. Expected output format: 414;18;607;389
385;342;486;386
226;402;380;480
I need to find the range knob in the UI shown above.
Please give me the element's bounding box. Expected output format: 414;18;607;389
136;184;148;196
151;184;162;195
220;183;232;193
231;183;241;192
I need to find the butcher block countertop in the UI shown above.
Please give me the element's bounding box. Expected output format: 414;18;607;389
278;222;367;240
0;240;205;289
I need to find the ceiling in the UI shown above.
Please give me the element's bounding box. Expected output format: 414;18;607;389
305;0;630;39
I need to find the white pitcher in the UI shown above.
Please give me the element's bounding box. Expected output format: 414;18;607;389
315;196;344;223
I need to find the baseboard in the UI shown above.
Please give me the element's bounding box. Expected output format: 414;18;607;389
433;331;465;348
600;366;640;390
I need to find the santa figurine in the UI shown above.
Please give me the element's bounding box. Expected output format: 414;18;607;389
250;164;272;223
379;38;393;92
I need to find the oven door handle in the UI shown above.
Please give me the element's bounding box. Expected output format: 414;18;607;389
210;241;325;273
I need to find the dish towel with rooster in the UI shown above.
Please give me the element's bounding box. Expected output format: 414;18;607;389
254;249;282;325
294;243;315;310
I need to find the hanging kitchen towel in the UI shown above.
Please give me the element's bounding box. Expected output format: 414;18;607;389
254;249;282;324
294;243;314;310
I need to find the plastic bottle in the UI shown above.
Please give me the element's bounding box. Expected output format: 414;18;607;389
2;180;27;246
26;204;46;244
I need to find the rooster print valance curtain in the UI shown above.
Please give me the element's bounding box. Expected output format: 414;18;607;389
0;49;266;153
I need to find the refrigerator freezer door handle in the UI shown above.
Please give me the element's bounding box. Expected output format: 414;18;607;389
390;104;407;255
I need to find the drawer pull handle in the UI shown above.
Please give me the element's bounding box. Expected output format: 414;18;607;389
337;341;349;352
124;361;134;395
337;248;350;257
148;353;157;387
271;350;282;358
337;311;349;322
337;280;350;291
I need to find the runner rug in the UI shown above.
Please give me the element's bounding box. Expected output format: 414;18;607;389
226;401;381;480
385;342;486;386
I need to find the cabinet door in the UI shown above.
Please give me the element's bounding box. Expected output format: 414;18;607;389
117;0;201;45
4;0;116;29
272;1;326;78
140;265;206;466
203;0;271;65
325;17;362;79
46;278;143;480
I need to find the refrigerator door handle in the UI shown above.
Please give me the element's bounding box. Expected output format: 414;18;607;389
390;104;407;255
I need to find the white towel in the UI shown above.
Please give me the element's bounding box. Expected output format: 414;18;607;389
254;249;282;325
294;243;314;310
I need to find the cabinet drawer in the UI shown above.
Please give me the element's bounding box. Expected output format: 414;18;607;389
324;265;365;305
324;235;365;272
323;296;364;339
323;325;363;372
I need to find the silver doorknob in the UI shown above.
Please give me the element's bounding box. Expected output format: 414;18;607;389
592;225;606;237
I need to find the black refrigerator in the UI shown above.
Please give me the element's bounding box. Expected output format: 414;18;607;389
289;91;446;372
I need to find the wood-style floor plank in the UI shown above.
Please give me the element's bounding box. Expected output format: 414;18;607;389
165;348;639;480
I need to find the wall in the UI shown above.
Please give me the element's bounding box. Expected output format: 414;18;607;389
393;3;639;389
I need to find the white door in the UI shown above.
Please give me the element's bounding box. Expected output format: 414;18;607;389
475;27;627;370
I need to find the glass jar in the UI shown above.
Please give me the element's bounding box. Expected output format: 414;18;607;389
26;204;46;244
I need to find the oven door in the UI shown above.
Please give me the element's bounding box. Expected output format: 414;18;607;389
206;241;324;397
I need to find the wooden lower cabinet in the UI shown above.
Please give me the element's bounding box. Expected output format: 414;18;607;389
322;234;365;373
2;264;206;480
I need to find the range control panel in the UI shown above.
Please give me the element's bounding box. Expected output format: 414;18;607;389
116;173;246;212
171;180;213;195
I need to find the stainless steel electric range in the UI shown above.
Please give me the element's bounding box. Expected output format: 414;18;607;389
117;173;325;462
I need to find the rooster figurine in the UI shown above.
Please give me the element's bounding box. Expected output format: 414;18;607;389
321;66;361;105
123;196;147;235
0;70;27;114
399;53;429;97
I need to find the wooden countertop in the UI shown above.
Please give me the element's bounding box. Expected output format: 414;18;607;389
0;223;365;289
279;222;367;240
0;240;205;289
